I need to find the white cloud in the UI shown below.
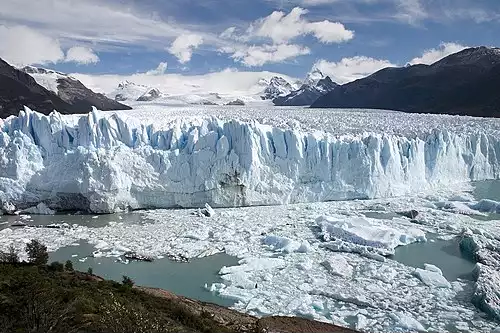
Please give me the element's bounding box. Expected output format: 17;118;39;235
307;20;355;43
313;56;396;84
146;62;168;75
409;42;467;65
0;25;65;65
249;7;354;44
220;27;237;39
0;0;224;58
231;44;310;67
168;34;204;63
395;0;428;25
65;46;99;64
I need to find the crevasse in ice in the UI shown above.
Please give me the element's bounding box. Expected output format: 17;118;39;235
1;107;499;213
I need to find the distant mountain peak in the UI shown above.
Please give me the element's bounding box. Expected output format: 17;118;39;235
305;68;325;85
273;74;338;106
261;76;296;100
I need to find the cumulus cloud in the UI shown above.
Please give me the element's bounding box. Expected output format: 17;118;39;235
231;44;310;67
65;46;99;64
249;7;354;44
146;62;168;75
250;7;307;43
218;7;352;67
168;34;204;63
0;25;65;65
409;42;467;65
313;56;396;84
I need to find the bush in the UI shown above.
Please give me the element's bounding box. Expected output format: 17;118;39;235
87;267;93;275
122;275;134;288
25;240;48;266
64;260;74;271
48;261;64;272
0;244;19;264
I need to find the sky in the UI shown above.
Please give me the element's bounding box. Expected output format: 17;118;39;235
0;0;499;84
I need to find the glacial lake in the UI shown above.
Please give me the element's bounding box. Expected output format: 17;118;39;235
50;241;239;307
391;235;476;281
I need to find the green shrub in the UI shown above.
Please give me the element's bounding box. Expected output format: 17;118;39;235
48;261;64;272
64;260;74;271
122;275;134;288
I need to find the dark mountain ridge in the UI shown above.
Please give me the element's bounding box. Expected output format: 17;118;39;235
0;58;130;119
311;47;500;118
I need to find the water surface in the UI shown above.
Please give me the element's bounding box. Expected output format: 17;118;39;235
50;242;239;307
391;235;476;281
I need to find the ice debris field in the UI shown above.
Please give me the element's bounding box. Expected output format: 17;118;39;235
1;105;500;332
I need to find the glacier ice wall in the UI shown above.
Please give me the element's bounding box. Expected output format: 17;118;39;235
1;107;499;213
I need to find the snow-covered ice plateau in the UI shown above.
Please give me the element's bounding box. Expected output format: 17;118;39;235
1;105;500;213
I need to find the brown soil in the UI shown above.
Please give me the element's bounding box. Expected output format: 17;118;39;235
138;286;359;333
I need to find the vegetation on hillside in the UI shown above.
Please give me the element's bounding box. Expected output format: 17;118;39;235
0;240;358;333
0;240;233;333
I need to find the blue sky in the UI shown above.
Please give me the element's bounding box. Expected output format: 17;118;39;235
0;0;499;83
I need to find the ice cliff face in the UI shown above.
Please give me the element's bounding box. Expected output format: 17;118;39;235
1;107;499;213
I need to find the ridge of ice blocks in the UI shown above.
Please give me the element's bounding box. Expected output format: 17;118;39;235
1;107;500;213
317;216;426;255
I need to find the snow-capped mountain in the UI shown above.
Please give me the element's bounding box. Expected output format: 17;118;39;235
273;70;338;106
304;68;325;86
110;80;154;102
260;76;298;100
137;88;162;102
0;59;130;118
74;70;299;107
19;65;131;112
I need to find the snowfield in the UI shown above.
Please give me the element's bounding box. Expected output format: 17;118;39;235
1;105;500;213
1;105;500;332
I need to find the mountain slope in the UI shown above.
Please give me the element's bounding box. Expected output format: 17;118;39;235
0;59;74;118
273;75;338;106
21;65;131;113
311;47;500;117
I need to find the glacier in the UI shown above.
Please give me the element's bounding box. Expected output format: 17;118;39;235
1;106;500;213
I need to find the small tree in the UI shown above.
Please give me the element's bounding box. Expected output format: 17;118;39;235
25;240;49;266
64;260;74;271
122;275;134;288
87;267;93;275
1;244;19;264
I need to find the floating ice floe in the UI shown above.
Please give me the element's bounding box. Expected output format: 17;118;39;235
317;216;426;255
413;266;451;289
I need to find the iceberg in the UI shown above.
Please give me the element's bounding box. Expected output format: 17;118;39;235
1;107;500;213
